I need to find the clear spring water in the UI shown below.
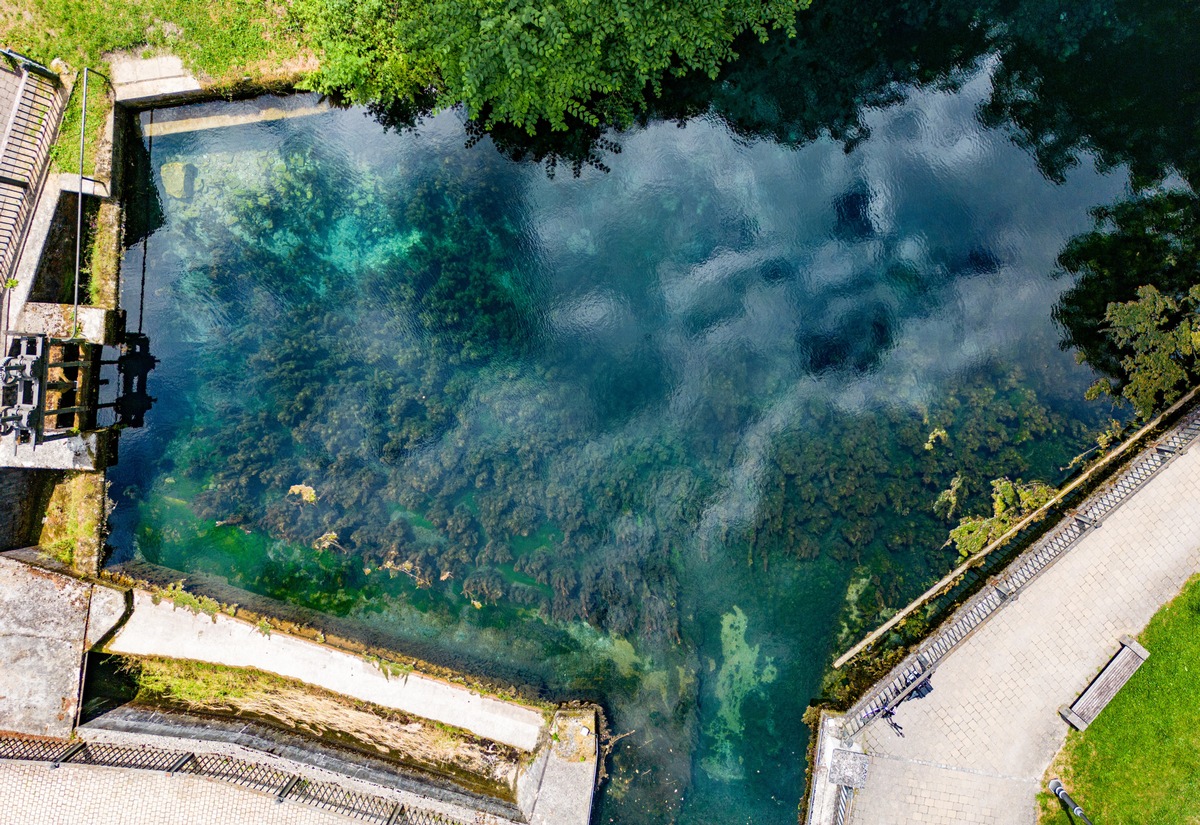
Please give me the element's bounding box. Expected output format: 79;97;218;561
106;1;1198;817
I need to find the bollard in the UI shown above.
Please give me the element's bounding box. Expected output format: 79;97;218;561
1048;778;1094;825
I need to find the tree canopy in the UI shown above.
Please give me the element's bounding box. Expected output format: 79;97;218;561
1085;285;1200;420
293;0;803;133
1055;191;1200;420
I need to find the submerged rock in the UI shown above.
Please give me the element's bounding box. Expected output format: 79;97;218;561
160;162;196;200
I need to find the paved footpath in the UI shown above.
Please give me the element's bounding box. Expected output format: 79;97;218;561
0;761;354;825
849;439;1200;823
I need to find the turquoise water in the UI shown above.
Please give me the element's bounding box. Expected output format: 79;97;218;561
107;1;1198;818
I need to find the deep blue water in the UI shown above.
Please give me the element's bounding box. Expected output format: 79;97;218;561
107;0;1200;817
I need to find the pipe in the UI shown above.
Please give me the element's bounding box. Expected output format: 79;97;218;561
72;68;88;336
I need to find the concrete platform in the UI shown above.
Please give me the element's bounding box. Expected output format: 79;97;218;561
0;554;127;737
105;589;549;752
0;430;116;471
519;708;599;825
110;55;201;105
141;94;331;137
16;302;124;345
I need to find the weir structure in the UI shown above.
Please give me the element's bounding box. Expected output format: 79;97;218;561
0;547;599;825
0;50;154;472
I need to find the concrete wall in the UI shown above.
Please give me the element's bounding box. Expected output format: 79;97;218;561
106;589;549;752
0;469;45;549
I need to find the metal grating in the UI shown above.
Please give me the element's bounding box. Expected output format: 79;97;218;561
393;806;473;825
71;742;181;772
0;737;70;762
0;736;471;825
288;778;396;822
843;403;1200;740
833;784;853;825
182;753;292;794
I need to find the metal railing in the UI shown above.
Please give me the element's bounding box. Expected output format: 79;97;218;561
833;784;854;825
0;50;65;293
841;401;1200;740
0;736;471;825
834;383;1200;670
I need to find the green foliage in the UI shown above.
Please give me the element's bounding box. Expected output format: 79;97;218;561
1056;191;1200;390
750;367;1069;568
130;657;290;706
946;477;1055;560
363;653;415;680
293;0;803;133
4;0;307;177
1;0;305;83
41;538;75;567
933;473;964;520
1085;285;1200;421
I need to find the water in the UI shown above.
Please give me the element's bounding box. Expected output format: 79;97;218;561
107;0;1198;819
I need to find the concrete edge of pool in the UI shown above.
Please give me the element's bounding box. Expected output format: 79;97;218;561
0;550;599;825
0;53;601;825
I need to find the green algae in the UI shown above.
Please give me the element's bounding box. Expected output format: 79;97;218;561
701;606;778;782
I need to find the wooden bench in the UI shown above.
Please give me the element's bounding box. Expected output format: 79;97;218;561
1059;635;1149;731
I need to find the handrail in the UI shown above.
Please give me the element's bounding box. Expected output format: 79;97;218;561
0;49;61;85
832;382;1200;669
0;57;67;325
72;67;90;335
0;736;469;825
839;398;1200;740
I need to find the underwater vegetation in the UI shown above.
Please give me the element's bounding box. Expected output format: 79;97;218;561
130;140;1088;651
108;0;1200;798
702;606;779;782
115;109;1114;823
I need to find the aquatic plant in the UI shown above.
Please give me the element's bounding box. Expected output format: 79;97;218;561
701;606;777;781
945;477;1056;559
114;45;1158;815
143;132;1083;646
151;581;223;621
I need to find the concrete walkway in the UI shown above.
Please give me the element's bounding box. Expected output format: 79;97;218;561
0;557;125;738
847;438;1200;823
110;54;200;104
106;590;547;752
0;760;360;825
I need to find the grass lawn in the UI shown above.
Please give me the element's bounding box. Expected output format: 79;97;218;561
1038;573;1200;824
0;0;309;83
1;0;314;175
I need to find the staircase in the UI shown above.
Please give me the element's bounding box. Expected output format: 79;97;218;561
0;50;66;291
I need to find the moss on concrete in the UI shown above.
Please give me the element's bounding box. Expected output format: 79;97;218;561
123;655;524;800
38;471;107;575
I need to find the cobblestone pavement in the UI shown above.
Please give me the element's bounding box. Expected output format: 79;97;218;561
0;760;357;824
850;442;1200;823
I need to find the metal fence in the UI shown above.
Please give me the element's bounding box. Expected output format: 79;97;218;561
841;402;1200;740
0;50;65;291
0;736;471;825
